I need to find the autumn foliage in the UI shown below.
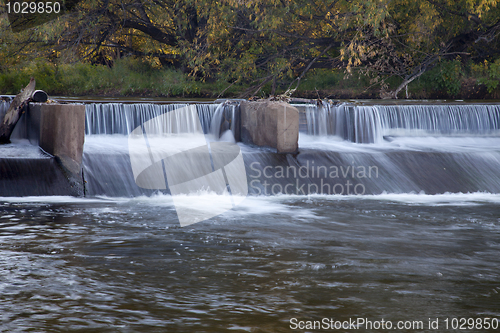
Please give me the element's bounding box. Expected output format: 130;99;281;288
1;0;499;98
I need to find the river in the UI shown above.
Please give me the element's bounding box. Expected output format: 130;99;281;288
0;100;499;332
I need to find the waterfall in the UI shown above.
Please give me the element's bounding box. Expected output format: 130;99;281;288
83;101;242;196
377;104;500;137
195;104;213;133
0;100;11;122
304;104;500;143
243;147;500;195
79;101;500;197
85;103;224;135
209;102;238;138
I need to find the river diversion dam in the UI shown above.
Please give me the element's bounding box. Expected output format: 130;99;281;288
3;100;500;197
0;99;499;331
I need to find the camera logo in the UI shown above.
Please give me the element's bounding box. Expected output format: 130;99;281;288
128;105;248;226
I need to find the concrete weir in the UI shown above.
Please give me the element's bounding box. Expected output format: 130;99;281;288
0;103;85;196
240;101;299;153
1;99;300;196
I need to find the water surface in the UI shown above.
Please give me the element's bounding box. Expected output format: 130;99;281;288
1;194;499;332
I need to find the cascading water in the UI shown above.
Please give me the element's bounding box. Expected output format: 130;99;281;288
303;103;345;137
209;102;239;138
83;102;239;196
81;101;500;197
85;103;224;135
0;100;10;120
304;103;500;143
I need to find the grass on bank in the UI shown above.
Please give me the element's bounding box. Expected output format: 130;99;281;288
0;58;203;97
293;59;500;99
1;57;499;99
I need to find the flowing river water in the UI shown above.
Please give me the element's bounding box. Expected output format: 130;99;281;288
0;100;499;332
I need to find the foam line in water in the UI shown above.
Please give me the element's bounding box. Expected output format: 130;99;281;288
298;133;500;152
295;191;500;206
367;191;500;205
2;192;499;207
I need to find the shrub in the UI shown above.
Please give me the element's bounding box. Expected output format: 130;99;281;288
427;60;464;96
472;59;500;93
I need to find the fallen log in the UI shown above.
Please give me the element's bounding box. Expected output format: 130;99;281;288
0;77;36;144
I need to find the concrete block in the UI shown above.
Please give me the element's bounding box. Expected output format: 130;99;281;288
240;101;299;153
30;103;86;195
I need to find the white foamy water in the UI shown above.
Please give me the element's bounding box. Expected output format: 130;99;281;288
298;134;373;152
2;191;499;217
126;192;319;220
310;191;500;206
299;133;500;152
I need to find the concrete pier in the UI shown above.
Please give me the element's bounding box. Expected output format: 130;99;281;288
240;101;299;153
27;103;86;195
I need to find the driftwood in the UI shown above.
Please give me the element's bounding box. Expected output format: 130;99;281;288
0;78;36;144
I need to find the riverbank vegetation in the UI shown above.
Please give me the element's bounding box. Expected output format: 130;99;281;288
1;0;500;99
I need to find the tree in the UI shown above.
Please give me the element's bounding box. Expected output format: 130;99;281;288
341;0;500;98
1;0;499;98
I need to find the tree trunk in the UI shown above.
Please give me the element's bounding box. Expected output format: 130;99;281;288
0;78;36;144
386;56;439;99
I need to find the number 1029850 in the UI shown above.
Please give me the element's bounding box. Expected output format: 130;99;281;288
6;1;61;14
444;318;499;330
